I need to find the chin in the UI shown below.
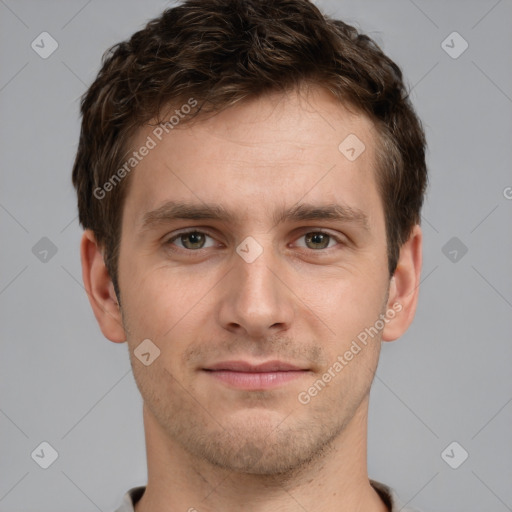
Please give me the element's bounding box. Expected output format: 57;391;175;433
185;414;341;477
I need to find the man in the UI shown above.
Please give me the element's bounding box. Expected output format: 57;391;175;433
72;0;426;510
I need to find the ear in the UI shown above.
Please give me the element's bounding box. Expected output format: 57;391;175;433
80;230;126;343
382;224;422;342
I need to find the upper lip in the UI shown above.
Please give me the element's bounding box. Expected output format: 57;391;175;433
204;360;307;372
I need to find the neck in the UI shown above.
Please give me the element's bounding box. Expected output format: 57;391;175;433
135;396;388;512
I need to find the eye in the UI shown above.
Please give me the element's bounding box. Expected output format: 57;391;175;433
166;230;217;250
294;231;344;250
164;229;345;253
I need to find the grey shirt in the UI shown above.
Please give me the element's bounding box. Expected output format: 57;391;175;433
113;480;420;511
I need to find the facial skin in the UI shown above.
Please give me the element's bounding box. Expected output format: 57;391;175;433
81;85;422;512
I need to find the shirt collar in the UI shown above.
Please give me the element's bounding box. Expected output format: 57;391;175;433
115;480;419;512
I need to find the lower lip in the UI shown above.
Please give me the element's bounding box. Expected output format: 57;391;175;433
204;370;308;390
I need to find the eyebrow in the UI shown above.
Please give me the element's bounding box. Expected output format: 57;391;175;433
139;200;370;233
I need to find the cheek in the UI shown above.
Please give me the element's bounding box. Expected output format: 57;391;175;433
310;269;387;334
121;264;214;346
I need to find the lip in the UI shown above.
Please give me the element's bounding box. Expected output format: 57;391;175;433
203;360;309;390
205;360;305;372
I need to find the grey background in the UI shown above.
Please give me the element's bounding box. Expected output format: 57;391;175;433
1;0;511;511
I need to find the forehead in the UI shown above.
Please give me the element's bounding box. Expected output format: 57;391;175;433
121;86;382;232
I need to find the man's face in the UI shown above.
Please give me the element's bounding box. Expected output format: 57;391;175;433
117;86;393;474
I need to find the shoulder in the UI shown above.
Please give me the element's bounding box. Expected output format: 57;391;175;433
112;486;146;512
370;479;423;512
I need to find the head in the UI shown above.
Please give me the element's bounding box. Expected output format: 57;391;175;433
74;0;426;476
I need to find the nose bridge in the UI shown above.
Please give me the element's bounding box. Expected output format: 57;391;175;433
218;234;294;335
235;235;280;306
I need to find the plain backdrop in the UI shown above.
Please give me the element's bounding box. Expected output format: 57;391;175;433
1;1;511;511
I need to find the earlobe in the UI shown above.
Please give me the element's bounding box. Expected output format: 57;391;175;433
80;230;126;343
382;224;423;342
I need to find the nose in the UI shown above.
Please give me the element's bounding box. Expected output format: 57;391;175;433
216;240;295;339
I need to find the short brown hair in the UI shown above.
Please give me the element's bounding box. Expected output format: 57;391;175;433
72;0;427;300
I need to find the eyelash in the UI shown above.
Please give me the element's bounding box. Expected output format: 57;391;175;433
164;229;346;253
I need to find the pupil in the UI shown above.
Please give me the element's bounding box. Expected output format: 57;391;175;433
308;232;328;249
186;232;203;248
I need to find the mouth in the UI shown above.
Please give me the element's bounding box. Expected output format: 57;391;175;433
202;360;310;390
